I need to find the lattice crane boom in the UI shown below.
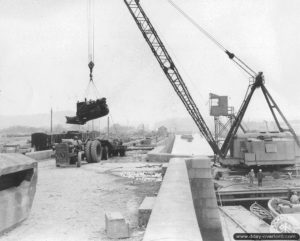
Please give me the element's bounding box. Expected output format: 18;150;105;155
124;0;300;159
124;0;221;156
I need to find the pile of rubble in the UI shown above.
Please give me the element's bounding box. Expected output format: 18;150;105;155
109;164;163;183
118;171;162;183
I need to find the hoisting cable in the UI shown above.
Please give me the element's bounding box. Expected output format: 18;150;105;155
85;0;101;99
88;0;95;83
83;78;101;98
168;0;257;78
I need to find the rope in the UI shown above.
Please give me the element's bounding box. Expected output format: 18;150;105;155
168;0;226;52
168;0;258;78
232;59;256;78
83;81;101;99
235;56;257;76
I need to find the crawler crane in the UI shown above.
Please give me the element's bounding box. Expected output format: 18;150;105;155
124;0;300;166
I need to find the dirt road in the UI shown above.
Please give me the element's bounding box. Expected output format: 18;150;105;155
0;153;161;241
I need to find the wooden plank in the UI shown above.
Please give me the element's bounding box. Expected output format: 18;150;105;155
220;205;270;233
218;196;288;203
219;209;245;240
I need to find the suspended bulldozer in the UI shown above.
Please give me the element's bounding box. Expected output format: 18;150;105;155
66;98;109;125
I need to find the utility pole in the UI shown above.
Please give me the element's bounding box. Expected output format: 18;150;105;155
107;116;110;139
50;108;53;144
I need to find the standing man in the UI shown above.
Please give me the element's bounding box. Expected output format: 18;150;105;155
248;169;255;187
257;169;264;187
290;191;300;204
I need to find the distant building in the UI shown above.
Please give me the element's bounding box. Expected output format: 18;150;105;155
157;126;168;136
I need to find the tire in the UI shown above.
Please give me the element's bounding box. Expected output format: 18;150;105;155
85;140;92;163
119;149;125;157
90;140;102;163
102;146;109;160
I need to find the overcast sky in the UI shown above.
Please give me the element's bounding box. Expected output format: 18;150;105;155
0;0;300;127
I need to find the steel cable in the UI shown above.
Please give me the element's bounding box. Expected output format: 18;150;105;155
168;0;257;78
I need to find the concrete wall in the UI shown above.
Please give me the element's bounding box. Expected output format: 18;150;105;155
146;135;175;162
26;150;54;161
143;158;203;241
143;157;224;241
155;134;175;153
187;158;224;241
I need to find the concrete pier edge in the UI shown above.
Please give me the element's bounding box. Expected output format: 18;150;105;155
143;157;224;241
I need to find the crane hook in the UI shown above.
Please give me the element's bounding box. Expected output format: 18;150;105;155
88;61;94;82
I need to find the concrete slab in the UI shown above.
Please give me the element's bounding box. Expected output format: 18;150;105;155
105;212;130;239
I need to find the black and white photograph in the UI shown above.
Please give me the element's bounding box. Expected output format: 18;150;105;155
1;0;300;240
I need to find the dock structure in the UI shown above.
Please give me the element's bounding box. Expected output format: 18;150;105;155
219;206;270;233
143;158;204;241
143;134;224;241
215;177;300;204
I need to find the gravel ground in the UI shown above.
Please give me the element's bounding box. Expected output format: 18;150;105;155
0;152;161;241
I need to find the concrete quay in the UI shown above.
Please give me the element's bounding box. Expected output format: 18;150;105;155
146;133;212;162
143;156;224;241
143;158;204;241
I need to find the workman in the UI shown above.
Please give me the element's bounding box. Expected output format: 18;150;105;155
248;169;255;187
257;169;264;187
290;191;300;204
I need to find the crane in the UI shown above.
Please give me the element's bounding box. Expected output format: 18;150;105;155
124;0;221;156
124;0;300;159
167;0;300;157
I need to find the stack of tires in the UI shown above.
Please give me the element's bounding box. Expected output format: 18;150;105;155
85;139;108;163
